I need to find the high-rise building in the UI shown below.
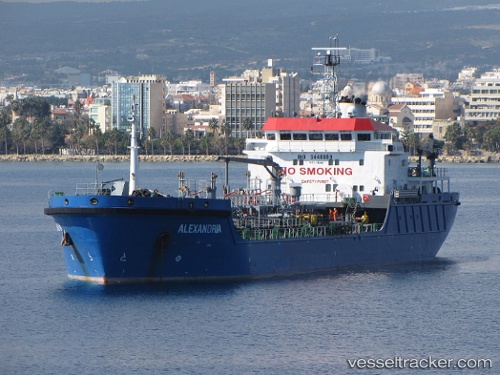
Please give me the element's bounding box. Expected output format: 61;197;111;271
112;75;166;137
221;62;300;138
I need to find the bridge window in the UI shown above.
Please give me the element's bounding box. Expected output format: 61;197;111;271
279;133;291;140
380;132;392;140
325;184;332;192
292;133;307;141
357;133;371;141
340;133;352;141
309;133;323;141
325;133;339;141
266;133;276;140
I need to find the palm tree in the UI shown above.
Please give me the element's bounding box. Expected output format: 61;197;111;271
164;130;175;155
483;126;500;152
211;136;224;155
220;121;232;155
233;137;245;154
91;127;103;155
184;129;195;156
105;128;122;155
147;127;156;155
199;136;211;156
208;118;219;136
159;135;169;155
242;117;252;138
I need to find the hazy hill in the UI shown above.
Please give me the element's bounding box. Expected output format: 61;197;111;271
1;0;499;84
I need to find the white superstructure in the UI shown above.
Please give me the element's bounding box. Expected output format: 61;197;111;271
244;116;413;204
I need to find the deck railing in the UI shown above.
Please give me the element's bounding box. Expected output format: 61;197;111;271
236;221;380;240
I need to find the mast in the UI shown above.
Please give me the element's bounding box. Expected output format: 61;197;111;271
311;35;349;118
128;100;139;195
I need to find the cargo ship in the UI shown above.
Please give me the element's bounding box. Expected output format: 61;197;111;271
44;42;460;284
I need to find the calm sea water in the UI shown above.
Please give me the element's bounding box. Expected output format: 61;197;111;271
0;161;498;375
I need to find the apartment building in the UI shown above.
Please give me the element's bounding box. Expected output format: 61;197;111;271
390;89;455;134
221;62;300;137
464;69;500;122
88;98;112;133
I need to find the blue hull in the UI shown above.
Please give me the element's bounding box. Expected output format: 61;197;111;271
45;192;460;283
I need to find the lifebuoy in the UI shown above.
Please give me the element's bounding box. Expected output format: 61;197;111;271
363;194;370;202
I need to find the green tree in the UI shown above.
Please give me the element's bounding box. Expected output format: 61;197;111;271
199;135;211;156
242;117;253;138
159;134;169;155
73;100;83;118
103;128;123;155
11;97;51;119
11;117;31;154
483;126;500;152
444;122;467;154
175;137;185;156
211;136;224;155
399;123;417;155
159;130;176;155
147;127;156;155
220;121;232;155
89;127;103;155
208;118;219;136
47;122;67;153
0;108;11;154
233;137;245;154
31;116;51;154
184;129;195;156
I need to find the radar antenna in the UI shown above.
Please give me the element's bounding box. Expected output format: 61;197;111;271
311;35;350;118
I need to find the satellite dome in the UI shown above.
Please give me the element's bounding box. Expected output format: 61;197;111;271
370;81;389;95
341;85;354;97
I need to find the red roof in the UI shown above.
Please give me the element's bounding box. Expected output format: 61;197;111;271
262;117;394;132
51;108;70;115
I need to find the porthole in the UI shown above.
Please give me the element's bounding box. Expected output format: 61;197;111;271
90;198;98;205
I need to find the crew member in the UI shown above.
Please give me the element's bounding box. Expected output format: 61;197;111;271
329;208;338;221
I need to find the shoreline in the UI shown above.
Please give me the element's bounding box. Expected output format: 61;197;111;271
0;153;499;163
0;154;220;163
